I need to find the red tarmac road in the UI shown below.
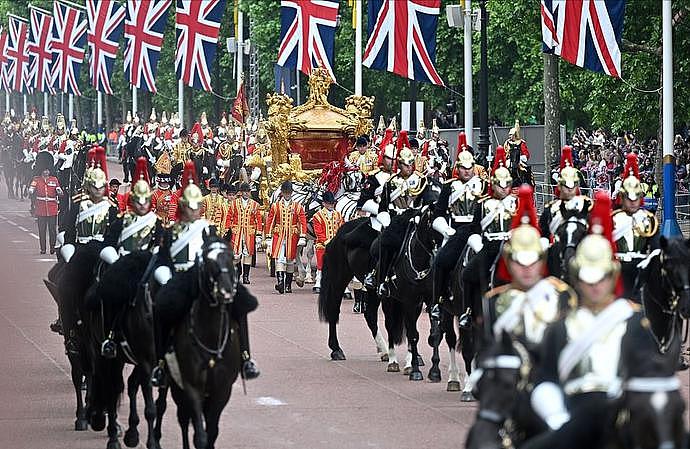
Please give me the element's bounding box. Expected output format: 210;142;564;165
0;163;479;449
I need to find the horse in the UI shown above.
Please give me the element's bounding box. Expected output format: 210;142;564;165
156;234;245;449
546;213;589;280
318;216;389;361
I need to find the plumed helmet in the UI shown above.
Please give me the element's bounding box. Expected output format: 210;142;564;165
200;111;208;127
84;146;108;189
161;111;168;125
491;146;512;188
41;116;51;133
509;119;521;139
416;120;426;139
620;153;643;201
431;118;439;136
126;110;132;124
396;130;414;167
178;161;202;210
69;118;79;136
190;122;203;145
378;129;395;165
503;185;543;266
131;157;152;205
56;113;66;132
558;145;580;188
455;133;474;169
376;115;386;134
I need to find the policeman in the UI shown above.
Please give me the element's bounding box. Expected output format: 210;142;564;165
612;153;659;300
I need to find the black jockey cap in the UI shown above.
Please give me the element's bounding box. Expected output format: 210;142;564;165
281;180;293;193
109;178;121;186
239;182;251;192
156;173;172;184
208;177;219;188
322;190;336;204
356;135;368;147
227;183;238;194
179;128;188;138
409;138;419;150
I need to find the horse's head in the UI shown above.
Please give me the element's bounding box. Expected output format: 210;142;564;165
199;231;237;306
343;169;363;192
659;237;690;319
555;217;588;278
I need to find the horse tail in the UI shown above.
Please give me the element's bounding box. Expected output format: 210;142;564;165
90;357;124;415
318;245;342;324
382;299;406;346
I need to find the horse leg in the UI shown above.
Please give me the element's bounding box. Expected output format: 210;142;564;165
203;399;226;449
140;369;161;449
406;303;424;381
459;326;477;402
123;369;140;448
363;291;388;361
69;353;88;431
186;391;207;449
382;300;401;372
427;304;443;382
445;321;461;392
153;386;168;444
176;401;192;449
106;403;122;449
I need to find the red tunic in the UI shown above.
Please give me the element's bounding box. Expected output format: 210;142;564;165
265;199;307;260
150;188;178;225
30;176;61;216
312;207;344;270
227;197;263;257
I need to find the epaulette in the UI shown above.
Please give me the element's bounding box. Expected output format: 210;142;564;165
545;276;578;309
611;209;625;217
443;178;455;185
484;283;512;300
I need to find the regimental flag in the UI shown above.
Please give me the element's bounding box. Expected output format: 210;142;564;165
541;0;625;78
51;0;88;96
276;0;339;81
87;0;126;95
0;27;9;92
175;0;226;92
124;0;172;93
5;15;30;93
232;78;249;124
27;7;55;94
363;0;445;86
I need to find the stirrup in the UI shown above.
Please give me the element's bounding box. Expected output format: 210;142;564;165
151;364;167;388
101;338;117;359
377;282;389;298
242;359;260;380
364;272;376;289
458;307;472;330
50;318;63;335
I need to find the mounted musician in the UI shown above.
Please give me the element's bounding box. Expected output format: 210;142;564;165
612;153;659;301
150;158;178;226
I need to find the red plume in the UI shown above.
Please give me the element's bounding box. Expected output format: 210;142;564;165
588;190;623;295
377;128;394;165
492;145;507;175
94;146;108;179
133;157;150;187
511;184;539;232
394;130;410;172
560;145;574;170
623;152;639;179
180;161;198;194
457;132;467;157
87;147;97;169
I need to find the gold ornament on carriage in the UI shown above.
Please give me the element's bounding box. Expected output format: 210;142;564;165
570;234;619;284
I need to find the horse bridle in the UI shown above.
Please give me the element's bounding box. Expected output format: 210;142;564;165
197;241;238;307
404;209;437;281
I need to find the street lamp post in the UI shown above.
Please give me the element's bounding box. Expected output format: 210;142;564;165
477;0;489;166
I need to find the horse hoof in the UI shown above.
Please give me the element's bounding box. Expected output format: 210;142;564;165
387;362;400;372
460;391;477;402
416;355;425;366
123;429;140;447
427;369;442;383
330;349;346;361
107;440;122;449
447;381;461;392
403;366;411;375
379;353;389;362
74;419;88;431
90;413;106;432
409;371;424;381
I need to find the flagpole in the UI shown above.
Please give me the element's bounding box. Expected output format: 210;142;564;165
68;93;73;121
463;0;473;147
97;91;102;130
236;8;244;94
178;79;184;128
661;0;681;237
5;92;9;114
23;94;26;116
354;0;362;96
43;92;48;117
132;86;137;117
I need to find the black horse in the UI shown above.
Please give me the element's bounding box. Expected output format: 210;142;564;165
156;235;246;449
547;214;588;280
318;217;389;362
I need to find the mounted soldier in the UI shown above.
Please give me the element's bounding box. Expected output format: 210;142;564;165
150;157;178;226
612;153;659;301
503;120;534;190
226;182;263;285
151;161;260;386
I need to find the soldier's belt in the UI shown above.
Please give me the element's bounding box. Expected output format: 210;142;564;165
615;252;647;262
77;235;104;244
564;377;612;396
174;261;195;272
36;196;58;202
452;215;473;223
484;232;511;241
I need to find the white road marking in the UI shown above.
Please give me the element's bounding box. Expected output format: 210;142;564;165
6;219;17;225
29;233;39;240
255;396;287;407
10;240;25;243
18;226;29;232
37;258;55;262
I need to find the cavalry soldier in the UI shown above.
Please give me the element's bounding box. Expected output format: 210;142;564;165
200;111;214;148
226;182;262;285
503;119;530;170
522;192;660;449
265;181;308;294
29;152;63;254
201;178;228;232
151;161;260;386
539;146;591;241
215;113;236;178
346;135;378;175
612;153;659;300
432;144;486;302
357;128;396;215
408;136;429;174
312;191;344;293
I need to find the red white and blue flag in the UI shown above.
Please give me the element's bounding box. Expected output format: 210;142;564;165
51;0;88;96
0;28;8;92
276;0;339;81
124;0;172;93
541;0;625;78
5;15;30;93
27;7;55;94
175;0;226;92
87;0;126;95
363;0;445;86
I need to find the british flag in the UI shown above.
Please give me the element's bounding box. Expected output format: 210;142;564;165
276;0;339;81
0;27;9;92
5;15;30;93
175;0;226;92
541;0;626;78
51;0;88;96
87;0;126;95
124;0;172;93
363;0;445;86
27;7;55;94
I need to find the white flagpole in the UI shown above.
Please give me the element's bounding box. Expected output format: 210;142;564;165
23;93;27;116
354;0;362;96
68;93;73;121
236;9;243;94
463;0;473;146
43;92;48;116
5;91;9;113
178;79;184;128
132;85;137;117
97;91;103;130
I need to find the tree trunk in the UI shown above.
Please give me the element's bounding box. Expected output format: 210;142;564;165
543;53;560;179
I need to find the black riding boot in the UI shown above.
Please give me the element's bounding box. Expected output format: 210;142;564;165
238;314;260;380
235;263;242;283
353;289;364;314
242;264;251;284
270;258;276;277
151;321;171;387
285;272;293;293
275;271;285;294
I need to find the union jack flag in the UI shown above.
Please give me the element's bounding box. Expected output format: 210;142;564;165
276;0;339;81
124;0;172;93
5;15;30;93
0;28;9;92
541;0;626;78
175;0;226;92
51;0;88;96
363;0;445;86
27;7;55;94
87;0;126;95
